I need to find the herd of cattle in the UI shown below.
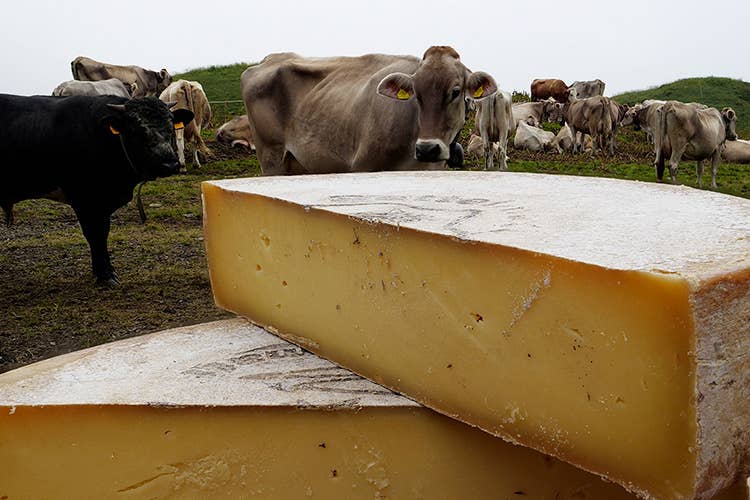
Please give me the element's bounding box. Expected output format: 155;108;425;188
1;46;748;285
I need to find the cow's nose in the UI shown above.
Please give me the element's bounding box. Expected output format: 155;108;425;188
415;140;447;162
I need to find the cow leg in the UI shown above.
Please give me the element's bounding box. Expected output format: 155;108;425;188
194;132;211;167
1;202;14;227
710;150;720;189
668;144;687;184
696;160;704;188
569;127;579;153
484;143;495;171
74;208;118;286
254;144;289;175
193;148;202;168
498;142;508;171
590;131;598;156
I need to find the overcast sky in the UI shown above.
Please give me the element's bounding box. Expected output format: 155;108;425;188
2;0;747;98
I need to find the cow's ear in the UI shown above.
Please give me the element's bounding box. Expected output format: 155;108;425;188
160;69;170;80
466;72;498;101
103;104;126;136
377;73;414;101
172;108;195;127
722;107;736;120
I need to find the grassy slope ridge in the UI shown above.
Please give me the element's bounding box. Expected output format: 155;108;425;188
174;63;253;121
612;76;750;137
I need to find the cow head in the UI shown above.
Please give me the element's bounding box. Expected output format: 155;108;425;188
377;46;497;164
543;99;565;124
216;115;254;150
721;107;737;141
104;97;194;180
621;104;642;129
157;69;173;95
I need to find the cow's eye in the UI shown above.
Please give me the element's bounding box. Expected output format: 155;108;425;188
450;88;461;101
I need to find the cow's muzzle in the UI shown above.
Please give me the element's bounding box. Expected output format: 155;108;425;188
447;141;464;168
415;139;449;163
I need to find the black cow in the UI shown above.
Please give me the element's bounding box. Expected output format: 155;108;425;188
0;94;194;285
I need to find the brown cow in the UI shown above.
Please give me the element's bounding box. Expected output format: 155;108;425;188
654;101;737;187
72;56;172;98
241;47;497;174
531;79;571;103
216;115;255;151
159;80;212;170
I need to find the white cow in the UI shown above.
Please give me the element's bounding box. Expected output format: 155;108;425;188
551;124;592;153
52;78;134;98
467;133;499;158
513;121;556;152
722;139;750;164
654;101;738;188
474;90;513;170
511;99;564;130
159;80;212;170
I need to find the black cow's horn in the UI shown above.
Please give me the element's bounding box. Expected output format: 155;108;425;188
107;104;126;111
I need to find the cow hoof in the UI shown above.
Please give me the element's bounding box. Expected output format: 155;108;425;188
96;275;121;287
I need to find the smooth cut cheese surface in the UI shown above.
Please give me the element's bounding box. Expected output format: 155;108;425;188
0;318;660;499
202;172;750;500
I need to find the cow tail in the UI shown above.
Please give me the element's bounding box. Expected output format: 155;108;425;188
602;98;612;151
135;181;148;224
654;104;668;180
489;94;496;142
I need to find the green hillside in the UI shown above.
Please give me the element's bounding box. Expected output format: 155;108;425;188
174;63;253;121
612;77;750;137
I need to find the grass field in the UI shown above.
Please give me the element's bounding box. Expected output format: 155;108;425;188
1;68;749;373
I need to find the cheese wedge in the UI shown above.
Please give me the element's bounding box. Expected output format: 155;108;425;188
0;319;666;499
202;172;750;499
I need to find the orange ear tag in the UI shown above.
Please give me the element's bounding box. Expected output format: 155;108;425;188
397;89;410;100
109;125;120;135
174;122;185;130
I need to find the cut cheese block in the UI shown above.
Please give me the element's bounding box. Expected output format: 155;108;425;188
0;318;669;499
202;172;750;500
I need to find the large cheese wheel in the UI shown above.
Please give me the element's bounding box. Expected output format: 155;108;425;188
202;171;750;499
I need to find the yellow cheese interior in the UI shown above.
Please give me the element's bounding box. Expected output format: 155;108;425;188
204;187;700;498
1;405;647;499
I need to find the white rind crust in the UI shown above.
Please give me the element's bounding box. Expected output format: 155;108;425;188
204;171;750;499
205;171;750;277
0;318;417;409
692;270;750;499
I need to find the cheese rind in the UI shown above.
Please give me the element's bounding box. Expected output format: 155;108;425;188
202;172;750;499
1;319;650;499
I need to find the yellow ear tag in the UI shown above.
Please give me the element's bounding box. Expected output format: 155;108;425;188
174;122;185;130
473;86;485;98
397;89;411;100
109;125;120;135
